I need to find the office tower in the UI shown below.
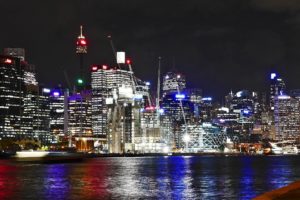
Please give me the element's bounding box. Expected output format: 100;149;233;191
22;63;51;144
0;55;24;138
91;64;148;153
68;90;92;137
274;95;300;140
270;73;286;110
199;97;214;122
162;71;186;96
49;87;65;141
182;123;226;152
1;49;52;143
186;88;202;120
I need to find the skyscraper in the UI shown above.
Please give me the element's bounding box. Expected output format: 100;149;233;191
162;71;186;96
270;72;286;110
49;87;65;141
0;55;24;138
274;95;300;140
91;64;147;153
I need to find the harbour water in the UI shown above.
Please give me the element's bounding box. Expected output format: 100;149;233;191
0;155;300;200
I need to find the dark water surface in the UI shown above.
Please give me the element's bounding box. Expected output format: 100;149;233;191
0;156;299;200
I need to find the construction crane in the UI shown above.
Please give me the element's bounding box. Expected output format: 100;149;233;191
176;82;189;151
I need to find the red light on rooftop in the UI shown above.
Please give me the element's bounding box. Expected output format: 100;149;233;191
102;65;108;70
92;66;98;71
80;39;86;45
4;58;12;64
145;106;155;110
126;59;131;65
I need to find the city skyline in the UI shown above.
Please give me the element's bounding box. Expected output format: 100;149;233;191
2;1;300;99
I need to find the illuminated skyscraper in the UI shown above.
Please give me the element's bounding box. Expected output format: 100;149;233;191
270;72;286;110
68;90;92;137
49;87;65;140
0;55;24;138
91;64;149;152
21;62;51;144
274;95;300;140
162;71;186;96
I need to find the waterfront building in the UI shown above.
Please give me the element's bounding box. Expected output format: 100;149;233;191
68;90;92;137
274;95;300;140
182;122;226;152
0;55;24;138
22;63;51;144
49;87;65;141
270;72;286;110
91;64;147;153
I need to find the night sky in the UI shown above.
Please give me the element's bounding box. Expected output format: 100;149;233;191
1;0;300;99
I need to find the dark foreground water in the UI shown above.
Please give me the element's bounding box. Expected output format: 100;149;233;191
0;156;300;200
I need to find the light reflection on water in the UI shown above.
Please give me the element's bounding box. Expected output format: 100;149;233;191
0;156;299;200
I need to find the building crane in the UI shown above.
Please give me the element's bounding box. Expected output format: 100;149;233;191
177;83;189;151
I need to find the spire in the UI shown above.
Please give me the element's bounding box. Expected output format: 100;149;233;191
78;25;85;39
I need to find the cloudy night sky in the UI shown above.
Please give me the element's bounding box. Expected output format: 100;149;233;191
1;0;300;99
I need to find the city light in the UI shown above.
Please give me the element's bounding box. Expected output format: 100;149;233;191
92;66;98;71
163;146;170;153
271;73;277;80
175;94;185;99
236;91;242;97
159;108;164;114
145;106;155;110
278;95;290;100
183;134;190;143
134;94;143;100
145;81;150;86
53;91;60;97
77;78;83;85
102;65;108;70
42;88;51;93
80;39;86;45
242;109;250;115
202;97;212;101
4;58;12;64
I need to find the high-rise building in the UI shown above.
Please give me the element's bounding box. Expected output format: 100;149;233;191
162;71;186;96
91;64;148;153
49;87;65;141
21;63;51;144
68;90;92;137
0;51;51;143
270;72;286;110
0;55;24;138
274;95;300;140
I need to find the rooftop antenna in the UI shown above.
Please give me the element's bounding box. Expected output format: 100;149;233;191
156;56;161;125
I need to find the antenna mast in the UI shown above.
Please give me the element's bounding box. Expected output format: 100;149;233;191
156;57;161;125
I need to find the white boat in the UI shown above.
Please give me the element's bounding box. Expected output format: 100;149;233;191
16;150;50;158
14;150;84;162
269;142;283;155
282;146;298;155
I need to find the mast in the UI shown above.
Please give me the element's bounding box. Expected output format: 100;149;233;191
156;57;161;126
